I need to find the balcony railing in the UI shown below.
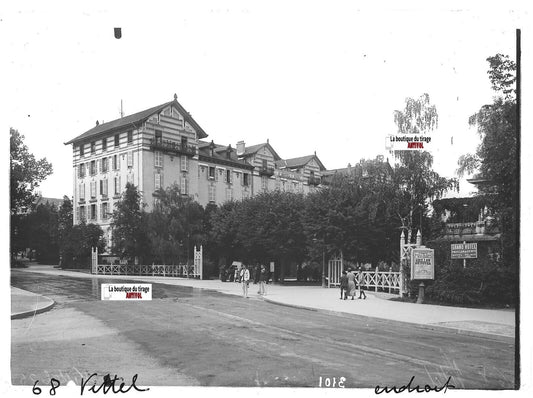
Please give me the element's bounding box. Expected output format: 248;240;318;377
308;176;322;186
445;221;500;236
258;166;275;176
149;139;196;157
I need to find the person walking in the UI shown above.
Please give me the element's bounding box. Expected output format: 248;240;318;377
357;268;367;299
240;264;250;298
258;264;267;296
339;270;348;300
346;268;357;300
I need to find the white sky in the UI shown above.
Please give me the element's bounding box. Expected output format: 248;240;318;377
1;1;524;199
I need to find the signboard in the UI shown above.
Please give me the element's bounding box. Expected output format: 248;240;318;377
451;243;477;259
411;248;434;280
270;262;275;273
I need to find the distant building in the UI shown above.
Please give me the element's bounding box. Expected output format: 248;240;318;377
65;95;326;248
322;155;393;185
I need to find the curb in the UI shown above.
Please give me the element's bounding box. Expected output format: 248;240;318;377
11;297;56;320
261;297;515;343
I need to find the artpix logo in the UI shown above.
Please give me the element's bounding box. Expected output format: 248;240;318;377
101;284;152;301
385;134;432;151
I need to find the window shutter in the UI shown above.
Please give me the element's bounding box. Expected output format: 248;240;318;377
127;151;133;167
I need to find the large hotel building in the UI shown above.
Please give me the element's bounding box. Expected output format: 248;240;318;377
65;95;327;246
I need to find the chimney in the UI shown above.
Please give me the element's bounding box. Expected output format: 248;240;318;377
236;140;245;156
226;144;232;159
96;120;99;126
209;140;215;157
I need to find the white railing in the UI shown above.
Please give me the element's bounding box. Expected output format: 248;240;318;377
94;263;200;278
360;267;402;294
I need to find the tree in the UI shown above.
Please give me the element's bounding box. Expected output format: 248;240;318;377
58;196;74;266
10;128;53;260
145;184;205;265
458;54;518;265
392;94;458;235
61;222;105;268
10;128;53;214
26;202;60;263
110;183;148;263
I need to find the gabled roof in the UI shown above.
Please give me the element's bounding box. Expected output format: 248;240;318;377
198;140;254;170
241;142;281;161
65;97;208;145
276;154;326;171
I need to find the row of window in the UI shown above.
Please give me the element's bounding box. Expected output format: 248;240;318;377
154;151;188;171
79;131;133;157
78;152;133;178
206;186;250;203
78;202;110;222
154;173;189;194
203;166;251;186
79;175;132;200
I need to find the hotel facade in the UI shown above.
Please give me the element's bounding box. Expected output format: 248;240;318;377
65;95;326;246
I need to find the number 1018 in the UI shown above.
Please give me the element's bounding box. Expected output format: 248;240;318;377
319;376;346;388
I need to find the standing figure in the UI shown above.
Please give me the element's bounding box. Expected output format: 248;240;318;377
357;268;367;299
240;264;250;298
346;269;357;300
340;270;348;300
258;264;268;296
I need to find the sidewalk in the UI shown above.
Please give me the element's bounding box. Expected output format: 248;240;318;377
11;286;55;319
12;265;515;339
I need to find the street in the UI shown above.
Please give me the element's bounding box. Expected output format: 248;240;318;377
11;270;515;389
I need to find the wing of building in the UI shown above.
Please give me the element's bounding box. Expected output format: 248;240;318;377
65;95;327;250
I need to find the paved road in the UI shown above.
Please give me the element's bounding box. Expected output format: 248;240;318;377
11;270;516;389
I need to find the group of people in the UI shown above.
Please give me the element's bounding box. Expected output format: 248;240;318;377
339;268;367;300
239;263;268;298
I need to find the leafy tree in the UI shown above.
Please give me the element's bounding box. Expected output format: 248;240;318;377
10;128;53;260
110;183;148;263
458;54;518;265
392;94;458;235
10;128;53;213
145;184;205;265
26;202;60;263
58;196;74;266
61;222;105;268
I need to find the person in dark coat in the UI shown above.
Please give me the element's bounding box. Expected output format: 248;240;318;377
357;268;367;299
340;270;348;300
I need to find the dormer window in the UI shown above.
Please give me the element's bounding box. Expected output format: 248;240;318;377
102;138;107;152
127;130;133;144
79;144;85;157
91;141;96;154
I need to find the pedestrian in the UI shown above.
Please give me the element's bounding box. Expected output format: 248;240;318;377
339;270;348;300
357;268;367;299
258;264;267;296
240;264;250;298
346;268;357;300
253;264;260;284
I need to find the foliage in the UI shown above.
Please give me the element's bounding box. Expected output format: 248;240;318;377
145;184;205;264
10;128;53;214
10;128;53;259
61;222;106;268
425;260;516;306
392;95;458;234
457;54;518;265
25;202;60;264
110;183;149;262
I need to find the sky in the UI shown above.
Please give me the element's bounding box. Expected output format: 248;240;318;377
1;1;524;200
